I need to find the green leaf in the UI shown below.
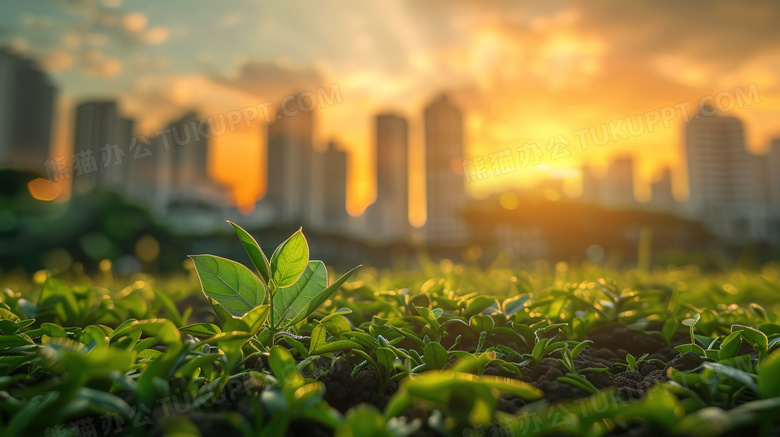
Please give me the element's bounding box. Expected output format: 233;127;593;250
229;220;272;285
0;334;34;350
270;228;310;288
423;342;449;370
209;298;233;323
284;335;309;357
376;347;396;375
190;255;266;318
136;343;190;403
76;387;134;418
469;315;495;335
703;362;758;393
241;305;270;334
285;265;360;327
626;353;637;371
310;324;327;356
40;322;68;338
273;261;327;326
179;323;222;338
269;346;304;390
338;405;393;437
135;319;181;345
675;343;706;357
321;314;351;337
719;331;742;360
464;296;496;318
572;340;592;359
311;340;360;355
5;392;59;436
758;351;780;399
414;307;440;331
733;324;768;355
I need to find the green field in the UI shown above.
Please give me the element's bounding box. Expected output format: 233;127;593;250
2;225;780;436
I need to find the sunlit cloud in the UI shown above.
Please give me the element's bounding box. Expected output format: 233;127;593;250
121;12;147;33
41;49;74;72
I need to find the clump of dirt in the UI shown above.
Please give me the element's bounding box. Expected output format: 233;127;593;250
322;357;397;413
665;351;703;372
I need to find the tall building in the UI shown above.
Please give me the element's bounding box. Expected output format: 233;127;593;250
0;48;56;171
364;113;409;242
684;108;763;240
154;112;227;222
424;94;469;245
313;140;349;229
265;95;315;225
648;167;676;213
601;155;636;208
142;134;172;217
766;139;780;245
165;112;210;190
579;162;602;204
72;101;134;193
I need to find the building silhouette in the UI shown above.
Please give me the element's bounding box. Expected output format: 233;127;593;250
266;95;315;225
424;94;468;245
151;112;227;229
765;138;780;245
364;113;410;242
684;108;764;240
579;162;602;204
648;167;676;213
602;155;636;208
0;48;56;171
311;140;349;230
72;101;134;193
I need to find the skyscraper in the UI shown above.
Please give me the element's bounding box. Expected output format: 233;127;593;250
152;112;227;219
579;162;602;204
602;155;636;208
72;101;134;193
648;167;676;213
766;139;780;245
364;113;409;242
0;48;56;171
265;95;315;225
684;108;763;240
166;112;210;190
317;140;349;227
424;94;469;245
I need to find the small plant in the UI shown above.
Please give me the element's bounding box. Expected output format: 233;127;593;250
189;222;359;346
557;341;602;395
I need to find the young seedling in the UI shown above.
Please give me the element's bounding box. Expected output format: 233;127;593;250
189;222;359;348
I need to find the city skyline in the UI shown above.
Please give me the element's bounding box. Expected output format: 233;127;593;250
1;46;780;246
2;1;780;226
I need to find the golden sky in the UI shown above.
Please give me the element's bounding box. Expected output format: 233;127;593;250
4;0;780;226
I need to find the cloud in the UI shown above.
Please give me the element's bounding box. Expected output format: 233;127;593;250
10;2;171;78
213;61;325;104
82;50;122;77
41;49;74;72
121;12;147;33
144;27;168;45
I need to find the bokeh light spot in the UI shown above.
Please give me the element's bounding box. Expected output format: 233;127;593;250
27;178;62;201
136;234;160;262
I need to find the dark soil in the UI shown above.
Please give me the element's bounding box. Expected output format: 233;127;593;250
146;328;711;436
308;327;707;436
322;357;398;413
